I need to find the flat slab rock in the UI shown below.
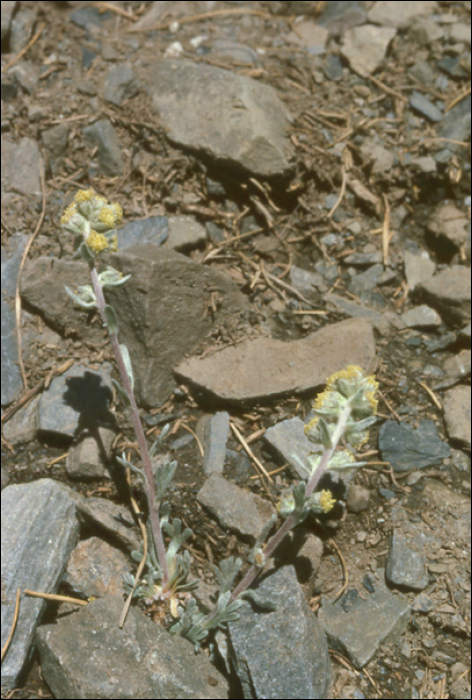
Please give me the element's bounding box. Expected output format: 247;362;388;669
175;318;376;404
143;58;292;177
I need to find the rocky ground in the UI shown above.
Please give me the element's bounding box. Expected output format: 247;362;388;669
1;1;471;699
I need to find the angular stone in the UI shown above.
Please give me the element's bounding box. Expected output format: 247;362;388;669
36;595;228;699
1;1;17;42
443;385;471;448
83;119;123;177
144;59;292;177
1;479;80;689
319;571;410;669
103;63;139;106
401;304;442;328
197;474;274;541
341;24;396;76
37;363;114;440
176;318;376;404
228;565;331;699
368;0;437;28
9;137;42;196
415;266;471;327
427;203;469;249
379;420;451;472
108;246;250;407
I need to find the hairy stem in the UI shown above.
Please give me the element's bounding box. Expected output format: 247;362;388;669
206;403;353;622
90;264;169;584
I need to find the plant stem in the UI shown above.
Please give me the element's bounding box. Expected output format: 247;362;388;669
90;265;170;584
213;404;353;613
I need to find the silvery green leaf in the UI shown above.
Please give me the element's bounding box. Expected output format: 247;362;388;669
119;343;134;390
249;515;277;564
214;557;242;593
104;304;118;335
149;423;171;458
328;459;367;471
116;452;145;480
78;241;95;262
154;460;177;503
99;267;131;288
64;285;96;309
352;415;378;431
317;417;333;448
239;590;277;611
112;378;131;407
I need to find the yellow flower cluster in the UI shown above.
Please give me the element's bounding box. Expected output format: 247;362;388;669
318;490;336;513
61;188;123;256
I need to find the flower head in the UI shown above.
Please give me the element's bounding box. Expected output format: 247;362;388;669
60;188;122;257
305;365;378;448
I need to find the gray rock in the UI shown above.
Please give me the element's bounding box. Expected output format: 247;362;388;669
343;251;383;266
368;1;437;28
117;215;168;249
37;363;115;440
63;537;130;599
1;395;39;444
459;323;471;343
341;24;396;76
196;474;274;541
9;5;36;54
385;531;429;591
440;94;471;146
346;484;370;513
75;498;140;553
1;296;21;407
401;304;442;329
319;570;411;669
83;119;124;177
197;412;230;475
290;265;327;296
20;256;100;340
324;293;389;333
66;427;116;480
1;1;17;42
70;5;110;29
414;266;471;327
408;17;444;45
103;63;139;106
36;595;228;699
9;137;42;196
9;60;39;94
286;20;329;53
348;263;384;296
175;318;376;404
107;246;250;407
409;90;443;122
410;155;437;173
427;202;469;249
1;479;80;689
42;123;69;174
165;215;207;251
228;565;331;699
144;59;292;177
443;385;471;448
264;417;315;479
404;249;436;288
1;235;28;406
379;419;451;472
360;137;395;173
448;22;471;45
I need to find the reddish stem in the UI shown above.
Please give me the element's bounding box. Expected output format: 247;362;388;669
90;264;169;584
